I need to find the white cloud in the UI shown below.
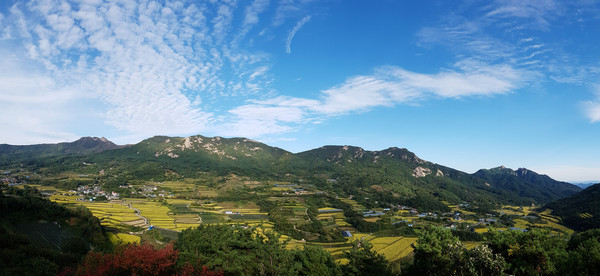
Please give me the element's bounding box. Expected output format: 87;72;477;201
273;0;314;26
314;61;529;114
4;0;276;142
0;1;547;144
583;101;600;122
285;15;310;54
242;0;269;32
583;85;600;123
485;0;561;28
0;52;85;144
221;60;530;136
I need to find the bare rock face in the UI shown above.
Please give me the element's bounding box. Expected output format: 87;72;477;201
412;166;432;178
435;169;444;177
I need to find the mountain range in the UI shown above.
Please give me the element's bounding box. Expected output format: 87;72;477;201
0;135;582;212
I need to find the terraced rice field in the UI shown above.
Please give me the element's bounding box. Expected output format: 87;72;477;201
156;181;194;192
320;234;416;263
335;219;350;226
501;206;529;215
84;202;142;230
372;237;417;261
165;199;197;205
284;205;308;216
364;217;380;223
317;212;344;220
127;199;176;230
539;209;561;223
513;218;530;229
579;213;593;219
172;214;202;230
474;227;488;233
107;232;141;245
50;194;80;204
339;198;366;211
50;195;142;230
535;220;574;235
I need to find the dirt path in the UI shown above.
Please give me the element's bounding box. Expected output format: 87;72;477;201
127;203;149;226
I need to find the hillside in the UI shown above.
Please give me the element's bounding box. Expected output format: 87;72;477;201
546;183;600;231
296;145;504;211
0;137;120;166
0;135;580;212
89;135;303;179
473;166;581;204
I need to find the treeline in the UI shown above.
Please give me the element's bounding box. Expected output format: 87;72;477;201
402;227;600;276
66;224;387;276
64;224;600;276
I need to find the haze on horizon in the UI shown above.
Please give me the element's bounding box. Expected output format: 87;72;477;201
1;0;600;183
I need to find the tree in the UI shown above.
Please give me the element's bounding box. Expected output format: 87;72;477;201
410;227;459;275
72;243;180;276
407;227;505;276
486;229;567;276
176;225;302;275
564;234;600;275
342;240;391;276
292;245;341;276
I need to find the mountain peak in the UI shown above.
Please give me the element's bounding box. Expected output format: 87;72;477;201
67;136;120;153
77;136;110;143
516;167;533;176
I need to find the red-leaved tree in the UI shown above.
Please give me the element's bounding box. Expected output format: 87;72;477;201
63;242;221;276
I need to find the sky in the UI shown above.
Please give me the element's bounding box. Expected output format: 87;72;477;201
1;0;600;182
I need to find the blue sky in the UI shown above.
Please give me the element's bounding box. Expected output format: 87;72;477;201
1;0;600;182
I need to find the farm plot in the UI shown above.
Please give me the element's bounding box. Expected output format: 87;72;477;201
371;237;417;261
285;205;308;216
156;181;194;192
127;200;176;230
107;232;141;245
195;187;219;198
50;194;80;204
199;213;226;224
339;198;366;211
321;234;417;262
317;211;351;227
83;202;141;230
173;214;202;230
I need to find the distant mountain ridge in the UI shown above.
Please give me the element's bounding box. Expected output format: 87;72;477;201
0;137;120;165
0;135;581;210
573;182;597;189
546;183;600;231
473;166;581;204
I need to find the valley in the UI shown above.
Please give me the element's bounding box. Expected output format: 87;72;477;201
2;135;598;275
6;173;574;264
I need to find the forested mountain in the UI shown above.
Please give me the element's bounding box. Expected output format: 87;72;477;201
0;135;581;211
89;135;303;178
296;145;503;211
473;166;580;204
546;184;600;231
0;137;120;165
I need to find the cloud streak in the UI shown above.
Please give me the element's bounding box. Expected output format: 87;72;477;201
285;15;311;54
314;60;529;114
224;60;531;136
